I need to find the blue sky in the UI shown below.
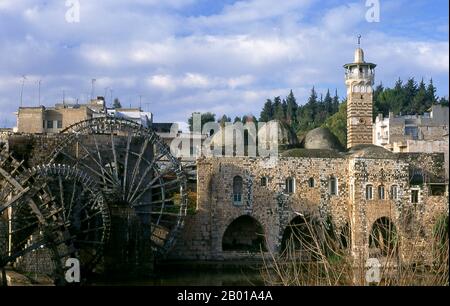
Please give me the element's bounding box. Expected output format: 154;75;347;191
0;0;448;128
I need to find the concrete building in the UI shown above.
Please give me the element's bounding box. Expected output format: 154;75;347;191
15;97;154;134
373;105;449;180
15;97;106;134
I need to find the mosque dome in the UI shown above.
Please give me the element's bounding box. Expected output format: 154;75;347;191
303;127;343;151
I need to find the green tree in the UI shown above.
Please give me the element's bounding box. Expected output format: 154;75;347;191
412;79;427;114
285;90;298;128
403;78;418;114
426;78;437;107
259;99;274;122
218;114;231;128
322;101;347;148
113;98;122;109
273;96;285;121
324;89;333;115
188;112;216;131
332;89;340;114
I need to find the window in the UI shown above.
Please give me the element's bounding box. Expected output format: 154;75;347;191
42;120;45;128
47;120;53;129
366;184;373;200
330;176;338;196
411;189;419;204
260;177;268;187
429;184;446;196
285;178;295;194
57;120;63;129
390;185;398;200
378;185;385;200
308;178;315;188
405;126;419;140
233;176;243;205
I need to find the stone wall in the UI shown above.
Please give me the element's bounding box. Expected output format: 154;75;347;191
170;156;350;260
169;151;448;265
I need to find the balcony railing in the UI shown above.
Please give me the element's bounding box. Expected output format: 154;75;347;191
345;72;375;80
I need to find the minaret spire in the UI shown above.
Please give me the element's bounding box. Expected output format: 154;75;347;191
357;34;361;47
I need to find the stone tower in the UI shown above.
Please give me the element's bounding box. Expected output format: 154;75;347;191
344;38;376;149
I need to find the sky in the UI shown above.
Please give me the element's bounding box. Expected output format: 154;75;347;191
0;0;448;129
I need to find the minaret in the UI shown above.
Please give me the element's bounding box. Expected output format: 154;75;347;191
344;35;376;149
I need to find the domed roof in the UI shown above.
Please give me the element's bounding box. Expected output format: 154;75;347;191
209;120;298;148
347;144;396;159
303;127;343;151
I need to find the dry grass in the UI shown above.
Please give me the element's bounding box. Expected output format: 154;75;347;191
261;215;449;286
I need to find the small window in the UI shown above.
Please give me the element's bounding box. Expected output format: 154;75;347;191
378;185;385;200
330;176;338;196
42;120;45;128
57;120;63;129
366;184;373;200
411;189;419;204
429;184;445;196
308;178;315;188
47;120;53;129
390;185;398;200
261;177;268;187
285;178;295;194
233;176;243;205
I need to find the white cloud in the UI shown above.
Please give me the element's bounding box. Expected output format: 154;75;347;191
0;0;448;127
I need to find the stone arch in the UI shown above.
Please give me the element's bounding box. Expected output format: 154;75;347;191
369;217;398;258
222;215;266;252
280;214;318;259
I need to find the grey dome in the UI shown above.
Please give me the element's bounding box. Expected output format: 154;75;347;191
303;127;343;151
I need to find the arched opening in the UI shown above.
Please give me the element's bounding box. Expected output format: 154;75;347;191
280;215;317;259
222;215;266;252
232;176;243;205
369;217;398;258
308;177;315;188
329;176;338;196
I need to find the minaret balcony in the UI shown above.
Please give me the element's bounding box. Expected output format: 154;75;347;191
345;72;375;81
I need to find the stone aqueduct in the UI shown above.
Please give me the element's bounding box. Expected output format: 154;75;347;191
0;117;449;282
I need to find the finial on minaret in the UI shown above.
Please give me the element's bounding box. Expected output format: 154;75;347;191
357;34;361;47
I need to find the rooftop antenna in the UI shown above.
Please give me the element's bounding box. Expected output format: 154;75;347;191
91;78;96;100
20;75;27;107
104;87;109;105
357;34;361;47
37;79;41;106
63;90;66;106
139;95;143;111
144;102;151;113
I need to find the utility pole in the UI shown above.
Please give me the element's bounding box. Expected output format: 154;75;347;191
20;75;27;107
139;95;143;111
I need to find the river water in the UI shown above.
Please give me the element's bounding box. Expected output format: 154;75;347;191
91;262;266;286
